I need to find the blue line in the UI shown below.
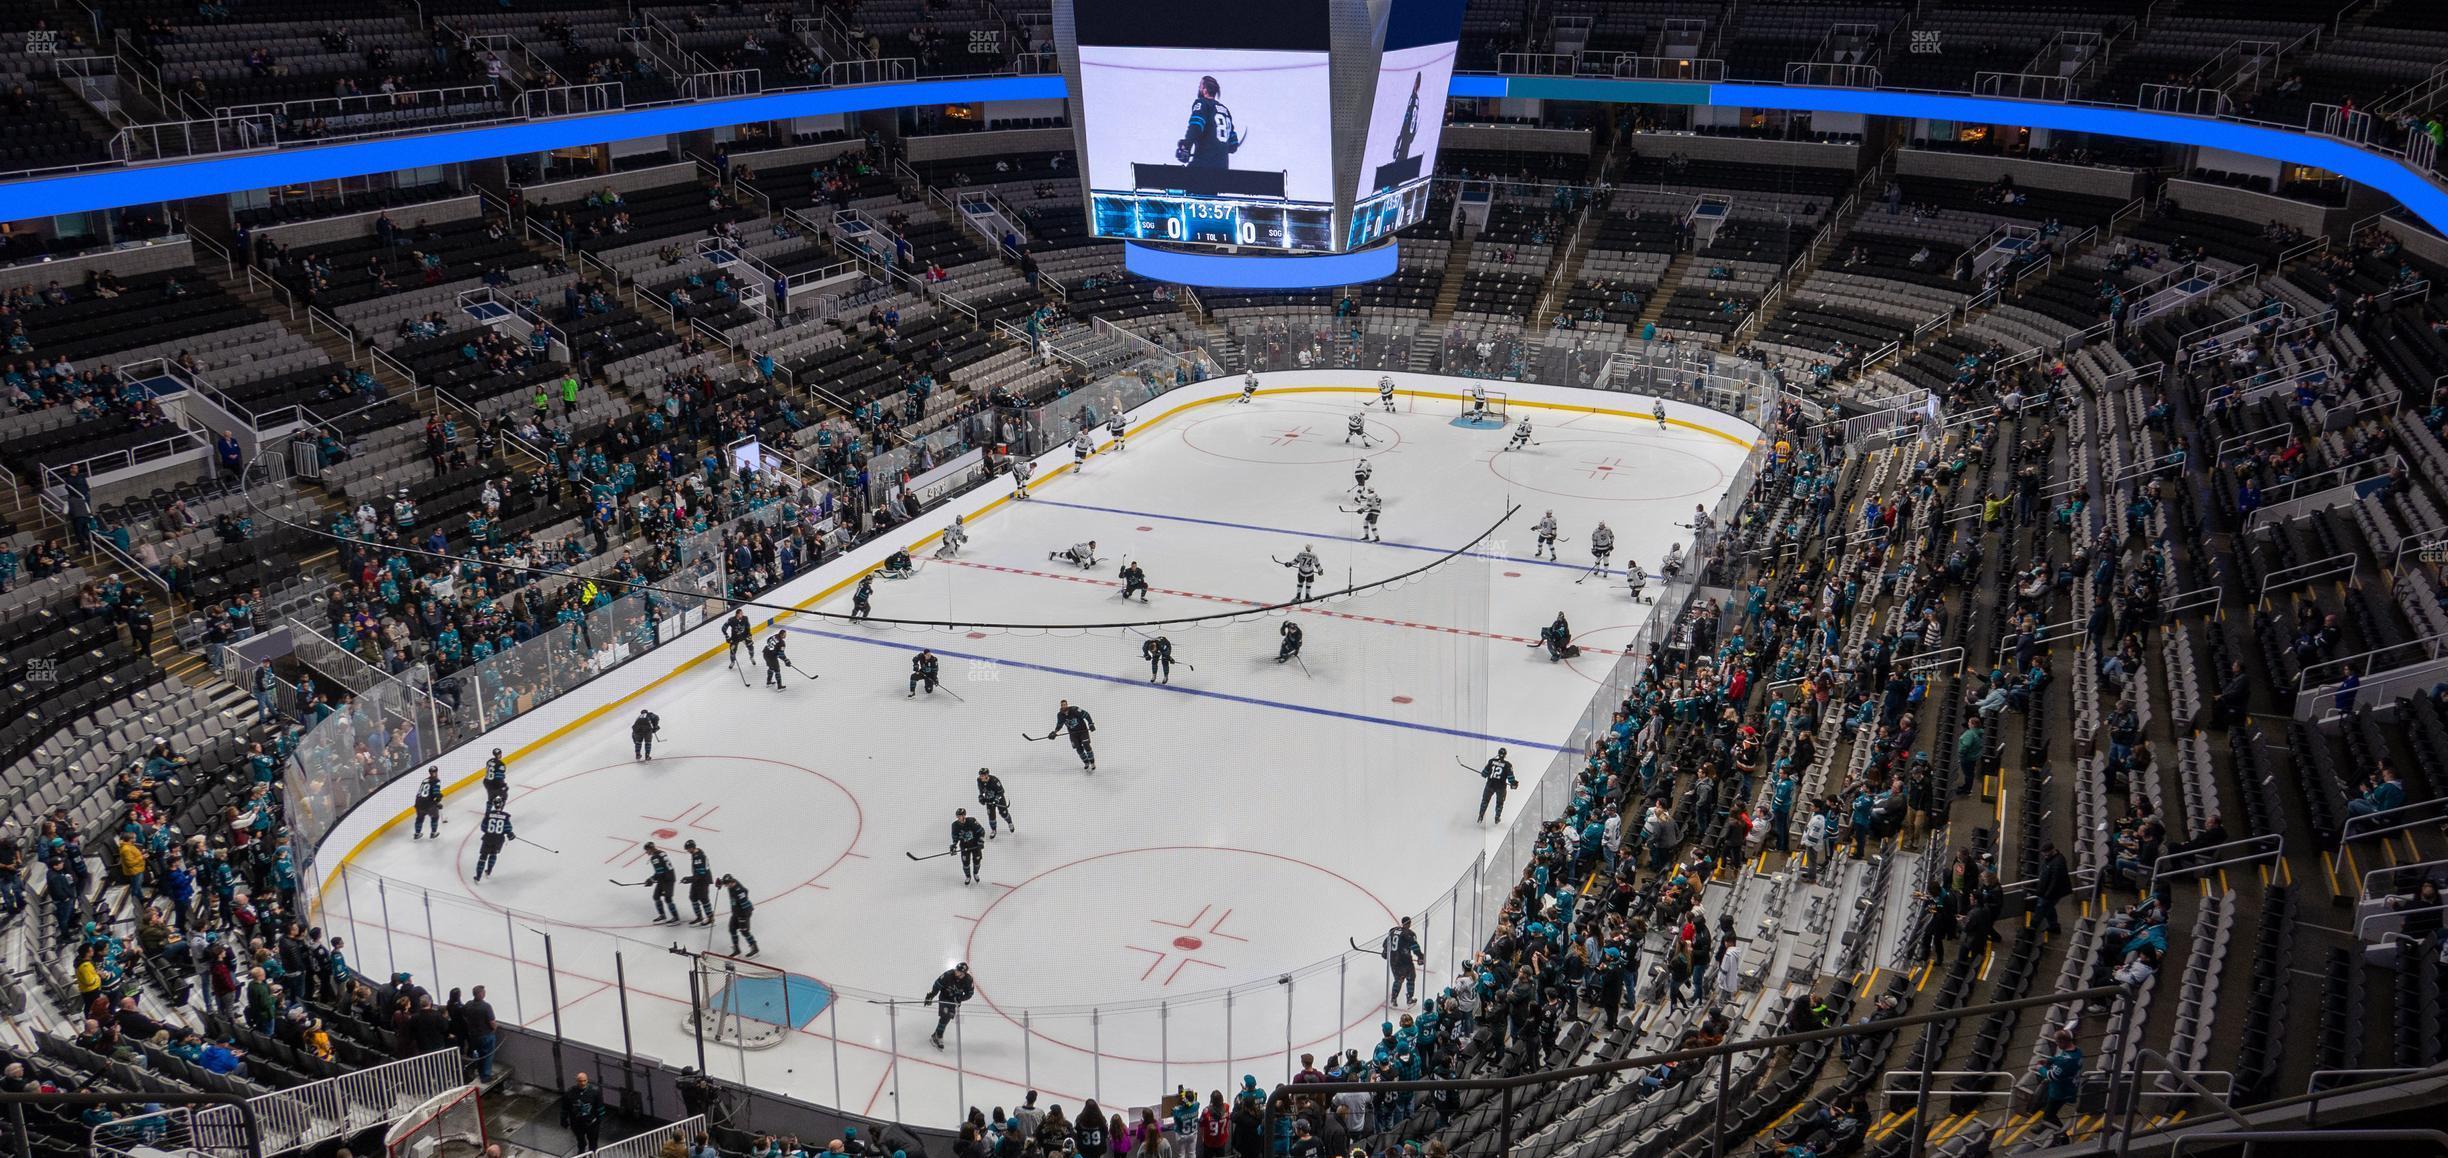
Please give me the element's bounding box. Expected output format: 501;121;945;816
779;625;1567;752
1023;498;1584;573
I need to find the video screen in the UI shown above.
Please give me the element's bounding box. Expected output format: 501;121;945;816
1348;0;1466;248
1075;0;1336;251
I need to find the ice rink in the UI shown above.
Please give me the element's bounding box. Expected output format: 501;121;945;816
321;375;1754;1127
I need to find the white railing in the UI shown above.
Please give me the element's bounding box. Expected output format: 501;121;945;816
513;80;624;120
189;1050;464;1154
582;1116;710;1158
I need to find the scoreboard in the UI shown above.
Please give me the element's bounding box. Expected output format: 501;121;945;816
1067;0;1459;257
1092;192;1337;251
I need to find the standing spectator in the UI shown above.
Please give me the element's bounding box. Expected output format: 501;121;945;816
2032;1029;2084;1129
561;1072;606;1152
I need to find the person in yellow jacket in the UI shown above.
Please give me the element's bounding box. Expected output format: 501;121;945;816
115;834;147;907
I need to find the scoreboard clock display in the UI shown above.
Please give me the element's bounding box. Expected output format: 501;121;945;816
1091;193;1336;251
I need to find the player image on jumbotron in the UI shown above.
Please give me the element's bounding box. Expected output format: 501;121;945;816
1133;73;1284;199
1392;72;1420;164
1176;75;1245;169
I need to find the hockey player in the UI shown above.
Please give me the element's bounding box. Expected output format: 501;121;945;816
1049;540;1099;569
1141;634;1176;684
1505;415;1534;451
1048;699;1097;772
643;841;680;924
684;839;714;925
1686;503;1716;539
1589;521;1616;578
1176;75;1242;168
881;549;915;580
1353;457;1373;492
1652;398;1668;429
724;610;752;666
1345;411;1371;446
1661;541;1686;579
412;767;444;839
909;649;941;697
950;808;987;884
1378;375;1397;413
1467;382;1490;423
1625;558;1650;604
1380;916;1426;1005
631;708;661;760
1281;544;1322;600
1540;612;1580;662
483;749;509;809
1010;457;1035;500
1534;511;1560;561
850;574;874;621
762;633;788;689
975;767;1014;835
1355;489;1384;543
937;513;968;558
1106;412;1128;451
1276;620;1304;664
1239;371;1259;404
925;962;975;1047
719;873;759;956
1072;430;1094;469
474;804;514;881
1117;560;1151;602
1476;748;1519;823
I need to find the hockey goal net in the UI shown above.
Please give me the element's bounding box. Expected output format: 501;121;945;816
1458;389;1509;425
688;951;817;1050
384;1083;487;1158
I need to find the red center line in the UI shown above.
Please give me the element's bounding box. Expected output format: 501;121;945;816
932;558;1625;656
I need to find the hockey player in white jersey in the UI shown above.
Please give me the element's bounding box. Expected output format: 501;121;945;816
1106;413;1128;451
1504;416;1535;451
1239;372;1259;403
1624;558;1650;603
937;513;968;558
1048;540;1099;569
1010;457;1035;500
1345;411;1374;446
1661;541;1686;578
1589;521;1616;577
1353;457;1374;492
1354;489;1384;542
1377;375;1397;413
1072;430;1093;469
1467;382;1490;422
1533;511;1560;561
1279;544;1323;600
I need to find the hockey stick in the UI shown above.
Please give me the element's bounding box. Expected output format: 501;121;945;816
734;656;751;687
606;878;651;887
784;659;821;679
519;839;562;855
1021;731;1053;742
1350;937;1384;954
1455;757;1484;775
905;850;955;862
935;683;967;703
1292;653;1311;679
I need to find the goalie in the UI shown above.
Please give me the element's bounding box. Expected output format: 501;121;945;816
1049;540;1100;569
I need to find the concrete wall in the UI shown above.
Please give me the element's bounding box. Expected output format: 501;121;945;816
249;195;483;249
724;137;872;175
2373;212;2448;269
2163;177;2341;238
518;160;703;203
0;236;197;294
902;126;1075;161
1896;148;2144;201
1445;123;1596;155
1620;130;1859;169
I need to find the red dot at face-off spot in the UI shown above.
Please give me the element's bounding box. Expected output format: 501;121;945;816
1503;571;1521;578
653;828;678;840
1137;526;1154;531
1390;695;1413;704
967;631;988;639
1172;935;1203;950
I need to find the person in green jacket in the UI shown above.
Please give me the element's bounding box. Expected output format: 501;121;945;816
560;374;579;417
